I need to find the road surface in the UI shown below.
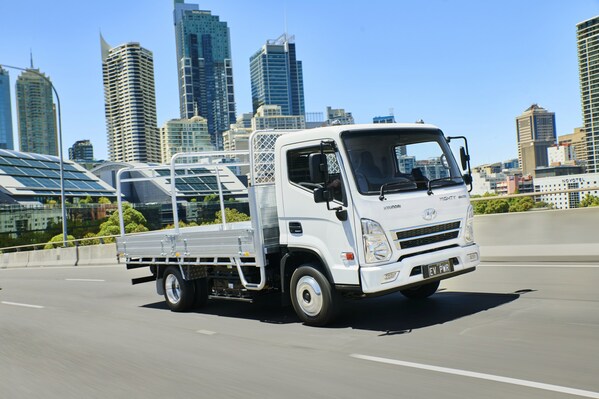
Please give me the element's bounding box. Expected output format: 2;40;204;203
1;261;598;398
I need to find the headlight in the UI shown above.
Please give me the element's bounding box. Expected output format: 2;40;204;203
361;219;392;264
464;205;474;243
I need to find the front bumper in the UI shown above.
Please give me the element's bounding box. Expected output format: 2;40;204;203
360;244;479;294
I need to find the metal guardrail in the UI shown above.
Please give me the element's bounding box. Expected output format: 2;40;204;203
0;234;120;253
470;186;599;201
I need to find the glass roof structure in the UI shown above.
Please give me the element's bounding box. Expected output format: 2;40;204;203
0;149;116;202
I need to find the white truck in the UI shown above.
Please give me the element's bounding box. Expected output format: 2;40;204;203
116;123;479;326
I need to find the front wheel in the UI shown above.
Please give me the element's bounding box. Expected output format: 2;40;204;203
399;280;440;299
290;265;339;326
163;266;195;312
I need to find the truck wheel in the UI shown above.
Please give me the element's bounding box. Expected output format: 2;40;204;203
290;265;338;326
194;278;209;308
163;266;195;312
400;281;440;299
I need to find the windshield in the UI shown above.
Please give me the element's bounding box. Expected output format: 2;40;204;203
341;128;463;195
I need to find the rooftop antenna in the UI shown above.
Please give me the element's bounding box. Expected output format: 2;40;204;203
30;49;34;69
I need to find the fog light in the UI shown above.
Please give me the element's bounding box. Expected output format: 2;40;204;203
467;252;479;262
382;271;398;283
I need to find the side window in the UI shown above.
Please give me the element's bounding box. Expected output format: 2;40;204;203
287;146;344;202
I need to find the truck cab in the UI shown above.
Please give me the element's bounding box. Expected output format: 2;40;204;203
275;123;479;324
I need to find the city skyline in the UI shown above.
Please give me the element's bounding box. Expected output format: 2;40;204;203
0;1;596;166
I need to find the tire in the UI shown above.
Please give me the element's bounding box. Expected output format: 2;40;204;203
400;280;440;299
163;266;195;312
290;265;339;326
193;278;209;308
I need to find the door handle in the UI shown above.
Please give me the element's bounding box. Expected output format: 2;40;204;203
289;222;303;234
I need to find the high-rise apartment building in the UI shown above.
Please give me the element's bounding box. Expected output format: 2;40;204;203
0;67;14;150
251;105;305;131
174;0;236;150
516;104;556;176
15;69;58;155
558;127;588;164
68;139;94;162
326;106;354;126
250;34;305;117
577;16;599;173
160;116;212;164
101;36;160;163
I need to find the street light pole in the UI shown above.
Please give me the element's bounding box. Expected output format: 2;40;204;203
1;63;68;247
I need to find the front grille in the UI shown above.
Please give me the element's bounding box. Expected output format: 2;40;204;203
396;221;461;249
396;221;461;240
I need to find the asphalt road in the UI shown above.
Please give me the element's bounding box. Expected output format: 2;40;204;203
1;261;598;399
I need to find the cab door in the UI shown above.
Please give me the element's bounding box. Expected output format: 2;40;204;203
278;142;359;285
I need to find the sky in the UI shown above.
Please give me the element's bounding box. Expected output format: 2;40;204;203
0;0;598;167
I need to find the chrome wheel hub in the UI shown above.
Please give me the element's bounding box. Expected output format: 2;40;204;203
296;276;322;317
165;274;181;305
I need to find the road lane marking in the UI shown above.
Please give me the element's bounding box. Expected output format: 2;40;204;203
65;279;106;282
350;354;599;398
480;264;599;268
196;330;216;335
1;301;44;309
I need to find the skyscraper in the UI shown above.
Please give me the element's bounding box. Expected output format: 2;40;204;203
68;139;94;162
577;16;599;173
15;68;57;155
516;104;556;176
0;67;14;150
250;34;305;117
101;36;160;163
174;0;236;150
160;116;212;164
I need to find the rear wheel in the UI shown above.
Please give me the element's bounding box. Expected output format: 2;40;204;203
400;280;440;299
163;266;195;312
290;265;339;326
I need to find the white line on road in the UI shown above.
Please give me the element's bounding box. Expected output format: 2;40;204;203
65;279;106;282
350;354;599;398
1;301;44;309
196;330;217;335
480;264;599;268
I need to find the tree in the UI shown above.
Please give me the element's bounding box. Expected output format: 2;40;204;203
44;234;76;249
579;194;599;208
485;199;509;214
508;197;534;213
79;195;93;204
98;197;112;205
163;220;199;230
96;203;148;242
202;208;251;225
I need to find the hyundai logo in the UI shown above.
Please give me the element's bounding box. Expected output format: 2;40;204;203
423;208;437;221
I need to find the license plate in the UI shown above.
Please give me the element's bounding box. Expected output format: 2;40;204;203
422;260;453;279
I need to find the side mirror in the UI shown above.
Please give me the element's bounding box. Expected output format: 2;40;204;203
309;153;328;183
313;187;332;203
459;146;470;171
463;173;472;185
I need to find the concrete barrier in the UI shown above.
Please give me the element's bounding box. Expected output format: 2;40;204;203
27;247;78;267
76;244;117;266
1;207;597;268
1;251;30;268
474;207;599;262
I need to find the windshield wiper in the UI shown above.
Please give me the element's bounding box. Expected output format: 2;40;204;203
379;180;417;201
427;176;463;196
